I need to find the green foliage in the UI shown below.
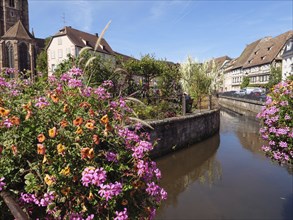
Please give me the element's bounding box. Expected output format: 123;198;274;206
241;76;250;89
179;57;212;104
266;66;282;89
36;37;51;76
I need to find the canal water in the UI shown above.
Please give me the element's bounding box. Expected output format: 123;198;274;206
155;110;293;220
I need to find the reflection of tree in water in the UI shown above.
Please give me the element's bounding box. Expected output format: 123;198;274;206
156;133;222;208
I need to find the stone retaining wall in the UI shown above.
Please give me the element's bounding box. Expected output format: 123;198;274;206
218;96;264;118
144;109;220;158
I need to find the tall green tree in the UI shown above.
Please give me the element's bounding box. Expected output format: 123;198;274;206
241;76;250;89
36;37;51;76
266;66;282;89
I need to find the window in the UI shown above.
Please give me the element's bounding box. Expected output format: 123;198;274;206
5;42;14;68
50;51;55;59
9;0;15;7
10;11;14;17
51;64;56;72
58;38;62;45
58;49;63;58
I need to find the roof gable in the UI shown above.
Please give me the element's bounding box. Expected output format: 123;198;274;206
2;20;34;40
51;26;114;55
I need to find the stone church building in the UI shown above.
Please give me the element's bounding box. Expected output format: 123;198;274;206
0;0;43;76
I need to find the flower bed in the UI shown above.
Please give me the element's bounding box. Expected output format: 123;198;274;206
257;80;293;164
0;68;166;219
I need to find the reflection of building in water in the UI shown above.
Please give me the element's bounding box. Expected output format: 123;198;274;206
156;133;221;208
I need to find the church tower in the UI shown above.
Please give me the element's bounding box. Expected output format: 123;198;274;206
0;0;37;76
1;0;29;36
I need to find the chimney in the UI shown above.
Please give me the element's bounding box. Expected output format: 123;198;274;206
95;33;99;37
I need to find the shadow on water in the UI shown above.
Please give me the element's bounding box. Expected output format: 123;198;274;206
156;133;221;210
155;110;293;220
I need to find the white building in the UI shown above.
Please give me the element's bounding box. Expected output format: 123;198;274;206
281;37;293;81
46;26;115;75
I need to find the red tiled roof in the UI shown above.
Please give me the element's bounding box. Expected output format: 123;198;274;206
53;26;114;55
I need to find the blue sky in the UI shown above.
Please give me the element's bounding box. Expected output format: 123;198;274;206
29;0;293;63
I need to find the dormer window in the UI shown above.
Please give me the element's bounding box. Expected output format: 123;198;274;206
261;56;266;60
248;59;253;64
268;46;273;51
287;42;292;50
9;0;15;7
254;50;259;55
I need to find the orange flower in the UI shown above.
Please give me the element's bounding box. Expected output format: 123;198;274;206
0;107;10;117
43;155;48;164
73;117;83;126
60;119;68;128
61;187;71;196
121;199;128;206
10;116;20;125
93;134;100;145
100;115;109;125
89;108;95;117
50;93;59;103
79;102;91;109
57;144;66;155
37;133;46;143
60;166;70;176
44;174;55;186
37;144;46;155
25;110;32;120
75;126;83;134
105;123;113;132
11;145;18;156
49;127;57;138
81;147;90;159
85;122;95;130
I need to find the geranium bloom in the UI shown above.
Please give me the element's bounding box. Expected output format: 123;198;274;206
0;107;10;117
37;144;46;155
49;127;57;138
37;133;46;143
73;117;83;126
0;177;6;191
114;208;128;220
35;97;49;109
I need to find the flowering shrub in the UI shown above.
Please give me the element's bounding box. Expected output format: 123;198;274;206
0;67;166;219
257;80;293;164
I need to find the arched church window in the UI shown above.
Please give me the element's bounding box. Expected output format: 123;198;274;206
5;42;14;68
18;42;30;73
9;0;15;7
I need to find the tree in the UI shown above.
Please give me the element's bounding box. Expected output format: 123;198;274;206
266;66;282;89
36;37;51;76
179;56;212;104
241;76;250;89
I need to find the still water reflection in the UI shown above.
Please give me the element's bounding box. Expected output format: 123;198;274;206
155;110;293;220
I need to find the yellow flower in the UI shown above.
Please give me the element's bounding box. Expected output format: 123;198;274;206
0;107;10;117
85;122;95;130
44;174;55;186
100;114;109;125
48;127;57;138
63;103;69;112
57;144;66;155
75;126;83;134
42;155;48;164
88;191;94;201
60;166;70;176
88;148;94;160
